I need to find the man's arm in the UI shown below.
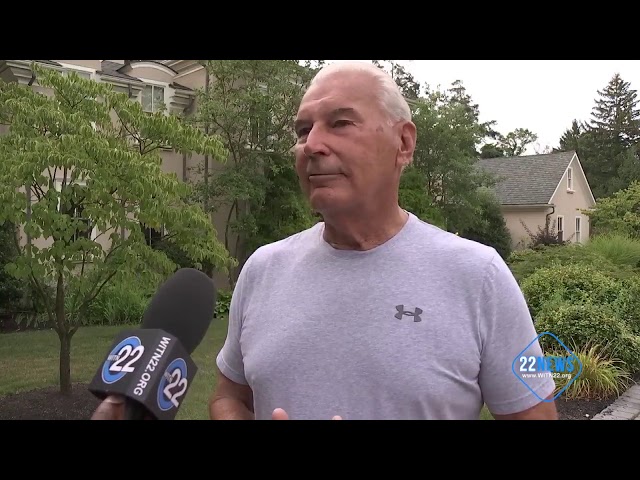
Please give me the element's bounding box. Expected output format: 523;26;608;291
209;368;255;420
491;393;558;420
477;252;558;419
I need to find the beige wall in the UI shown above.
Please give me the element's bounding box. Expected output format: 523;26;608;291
502;207;553;249
52;60;101;71
549;155;595;244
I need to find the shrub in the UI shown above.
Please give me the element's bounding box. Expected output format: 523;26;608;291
610;276;640;336
457;187;512;260
583;233;640;268
552;342;632;400
0;221;21;312
535;301;640;372
507;243;638;284
520;263;621;318
85;274;154;326
215;289;232;318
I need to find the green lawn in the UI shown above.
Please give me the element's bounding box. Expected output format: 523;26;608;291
0;317;229;420
0;320;494;419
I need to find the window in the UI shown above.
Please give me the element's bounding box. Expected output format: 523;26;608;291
54;179;97;242
567;167;573;190
140;223;164;246
557;215;564;242
142;85;164;113
575;216;581;243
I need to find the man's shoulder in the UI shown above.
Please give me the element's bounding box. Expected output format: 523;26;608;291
243;221;323;269
408;214;500;266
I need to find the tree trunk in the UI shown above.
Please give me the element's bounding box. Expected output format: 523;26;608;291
58;330;72;395
55;272;72;395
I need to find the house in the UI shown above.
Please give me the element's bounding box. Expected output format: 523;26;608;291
476;150;597;249
0;59;237;290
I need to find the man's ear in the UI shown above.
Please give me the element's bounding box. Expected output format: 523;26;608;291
397;120;417;169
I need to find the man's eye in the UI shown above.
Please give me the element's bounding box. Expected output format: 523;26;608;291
333;120;352;127
297;127;310;137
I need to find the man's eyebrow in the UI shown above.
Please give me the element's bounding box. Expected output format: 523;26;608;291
294;107;361;131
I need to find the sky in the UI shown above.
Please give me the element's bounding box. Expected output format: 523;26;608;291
326;60;640;155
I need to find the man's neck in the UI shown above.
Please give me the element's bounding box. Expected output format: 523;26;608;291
321;205;409;251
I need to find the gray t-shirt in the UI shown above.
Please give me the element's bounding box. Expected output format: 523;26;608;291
216;212;556;419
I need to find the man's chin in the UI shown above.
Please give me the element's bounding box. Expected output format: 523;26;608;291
309;190;353;215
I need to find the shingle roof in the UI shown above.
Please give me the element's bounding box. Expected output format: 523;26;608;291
98;61;142;82
476;150;576;205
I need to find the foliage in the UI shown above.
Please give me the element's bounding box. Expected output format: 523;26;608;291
552;342;632;400
507;244;638;283
582;180;640;238
520;263;621;319
519;216;568;248
408;83;498;233
456;186;512;260
190;60;324;287
558;73;640;198
583;232;640;267
535;301;640;372
610;276;640;336
398;166;446;229
0;221;21;311
85;272;155;326
0;64;233;393
214;289;233;318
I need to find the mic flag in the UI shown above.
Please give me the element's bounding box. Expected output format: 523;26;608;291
91;328;197;420
88;268;216;420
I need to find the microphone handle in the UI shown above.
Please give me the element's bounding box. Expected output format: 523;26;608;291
124;399;152;420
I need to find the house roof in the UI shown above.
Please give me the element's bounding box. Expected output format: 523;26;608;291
476;150;577;205
98;61;141;82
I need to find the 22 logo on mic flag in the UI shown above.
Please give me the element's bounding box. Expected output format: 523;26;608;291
102;335;145;384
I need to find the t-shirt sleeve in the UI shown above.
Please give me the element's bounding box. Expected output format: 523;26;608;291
215;259;252;386
477;251;556;415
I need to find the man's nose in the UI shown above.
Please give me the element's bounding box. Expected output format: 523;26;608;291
303;126;330;158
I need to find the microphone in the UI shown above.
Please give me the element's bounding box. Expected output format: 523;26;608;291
88;268;216;420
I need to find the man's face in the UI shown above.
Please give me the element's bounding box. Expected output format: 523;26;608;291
292;71;413;216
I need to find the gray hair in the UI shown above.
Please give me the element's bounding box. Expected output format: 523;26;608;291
309;61;412;124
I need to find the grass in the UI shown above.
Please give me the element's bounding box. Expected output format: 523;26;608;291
0;316;229;420
584;233;640;268
0;319;496;419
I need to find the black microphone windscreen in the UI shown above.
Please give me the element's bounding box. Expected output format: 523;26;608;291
142;268;216;354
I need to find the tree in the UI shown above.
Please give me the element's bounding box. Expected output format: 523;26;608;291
372;60;422;99
498;128;538;156
590;73;640;148
457;187;512;260
190;60;323;288
582;180;640;238
0;64;234;394
557;74;640;198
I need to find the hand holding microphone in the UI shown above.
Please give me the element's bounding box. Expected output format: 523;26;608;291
88;268;216;420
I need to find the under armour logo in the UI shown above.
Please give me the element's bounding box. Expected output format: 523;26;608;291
395;305;423;322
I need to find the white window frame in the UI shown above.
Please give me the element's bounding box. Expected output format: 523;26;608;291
575;216;581;243
567;167;573;191
139;80;168;114
557;215;564;242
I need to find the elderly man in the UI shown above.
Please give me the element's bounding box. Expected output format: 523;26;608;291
209;61;557;420
92;61;557;420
